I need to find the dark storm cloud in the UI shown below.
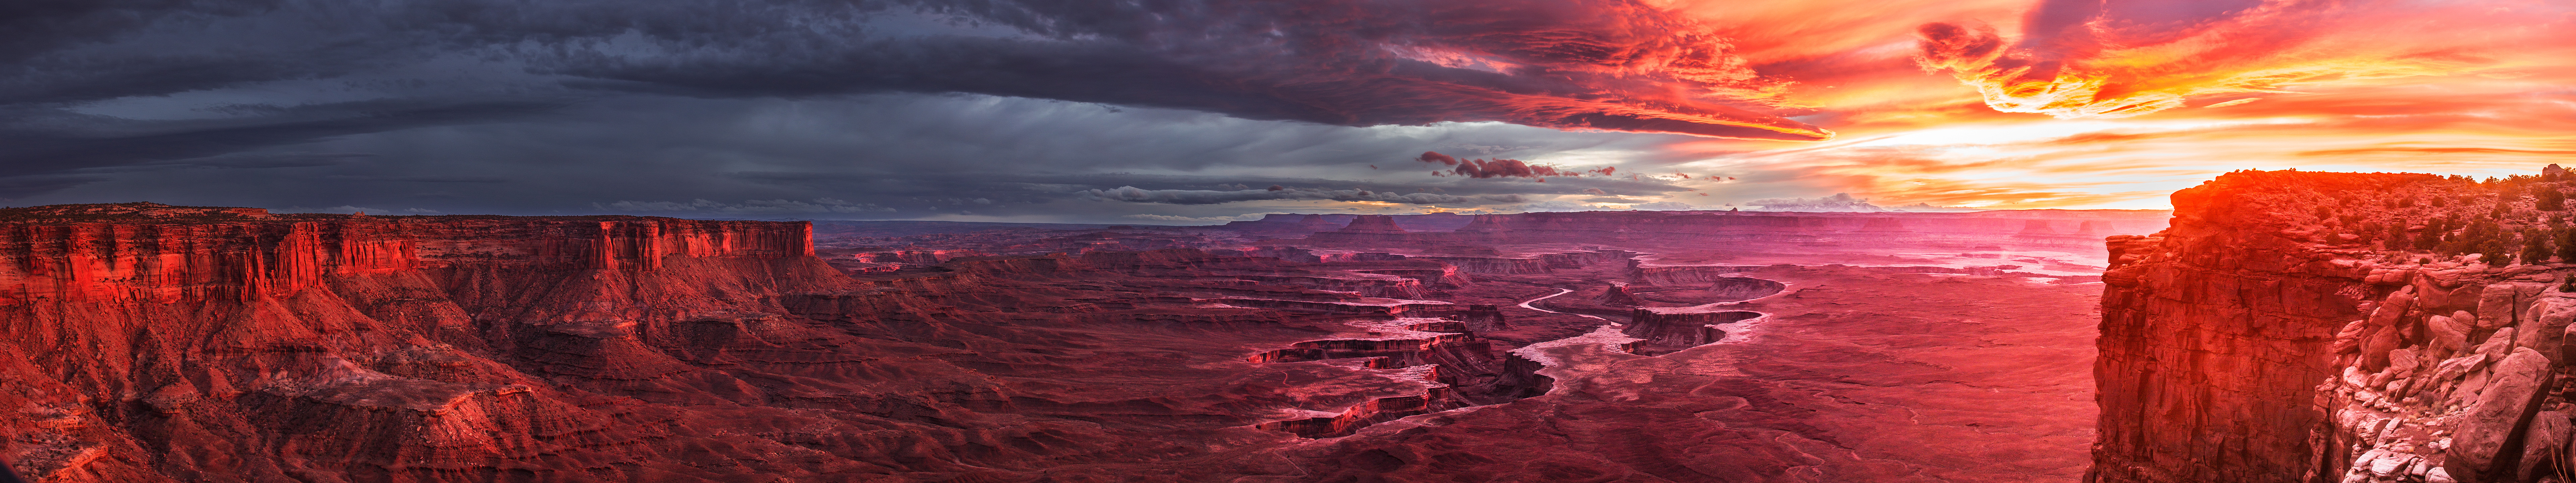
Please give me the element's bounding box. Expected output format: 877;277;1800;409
0;1;1735;219
545;0;1831;140
0;101;558;183
0;175;113;201
80;152;379;172
18;94;1682;222
1074;185;1523;205
594;198;900;215
324;175;511;183
1;0;1819;168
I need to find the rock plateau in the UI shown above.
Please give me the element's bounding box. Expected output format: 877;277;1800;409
0;201;2165;482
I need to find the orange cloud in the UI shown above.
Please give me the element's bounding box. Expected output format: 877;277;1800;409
1620;0;2576;210
1315;0;2576;212
1912;0;2575;119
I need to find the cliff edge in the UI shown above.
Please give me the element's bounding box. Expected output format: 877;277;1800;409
0;203;1550;482
2097;167;2576;483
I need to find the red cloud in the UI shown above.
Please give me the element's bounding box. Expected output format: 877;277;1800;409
1911;0;2556;119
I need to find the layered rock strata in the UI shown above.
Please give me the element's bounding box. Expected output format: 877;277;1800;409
0;198;2151;482
1288;265;2104;482
0;203;1523;482
2096;169;2576;483
1625;309;1763;355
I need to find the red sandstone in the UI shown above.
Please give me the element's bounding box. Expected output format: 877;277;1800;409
0;201;2165;482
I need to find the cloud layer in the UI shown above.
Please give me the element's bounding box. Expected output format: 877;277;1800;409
3;0;2570;220
1077;185;1523;205
1912;0;2568;119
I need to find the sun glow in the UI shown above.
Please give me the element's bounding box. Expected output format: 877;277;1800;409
1593;0;2576;212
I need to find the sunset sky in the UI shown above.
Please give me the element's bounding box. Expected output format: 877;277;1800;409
7;0;2572;223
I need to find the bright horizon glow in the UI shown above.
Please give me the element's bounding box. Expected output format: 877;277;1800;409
1599;0;2576;212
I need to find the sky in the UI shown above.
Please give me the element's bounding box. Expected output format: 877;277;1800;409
6;0;2573;223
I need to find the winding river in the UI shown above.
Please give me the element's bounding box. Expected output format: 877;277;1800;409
1515;287;1607;321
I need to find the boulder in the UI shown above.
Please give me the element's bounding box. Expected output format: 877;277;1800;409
2388;347;2423;377
2335;319;2372;354
2479;328;2519;360
2429;315;2469;357
2526;298;2576;364
2444;347;2554;483
2517;411;2573;482
2377;287;2419;328
2431;353;2489;383
2478;283;2528;330
2362;329;2404;370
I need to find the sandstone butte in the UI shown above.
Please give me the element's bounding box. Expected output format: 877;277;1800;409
2097;166;2576;483
0;200;2192;482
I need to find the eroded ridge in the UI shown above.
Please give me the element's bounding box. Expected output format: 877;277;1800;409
0;202;2158;482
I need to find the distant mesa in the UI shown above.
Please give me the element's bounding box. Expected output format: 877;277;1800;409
1219;213;1474;237
2017;219;2059;235
1292;214;1343;232
1744;193;1979;212
1;202;277;221
1457;214;1512;233
1450;215;1514;242
1337;215;1409;234
1306;215;1415;243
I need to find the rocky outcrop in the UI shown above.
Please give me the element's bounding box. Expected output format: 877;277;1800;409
1343;262;1473;289
1707;276;1788;302
1244;245;1323;262
1254;366;1458;438
1415;256;1551;274
1223;273;1429;299
1240;318;1506;437
1625;309;1762;355
0;203;1494;483
0;204;854;482
1603;283;1641;306
1246;319;1478;368
2095;168;2576;483
1638;265;1767;286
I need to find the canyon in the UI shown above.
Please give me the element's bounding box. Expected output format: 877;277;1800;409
0;201;2164;482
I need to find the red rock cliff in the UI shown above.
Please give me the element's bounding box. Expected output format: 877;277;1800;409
0;209;812;304
2096;169;2576;483
0;203;1508;483
0;203;857;482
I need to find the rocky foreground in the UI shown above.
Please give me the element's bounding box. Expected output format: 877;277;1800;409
2096;167;2576;483
0;202;2157;482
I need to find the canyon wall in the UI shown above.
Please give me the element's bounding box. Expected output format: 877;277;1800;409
0;204;847;482
0;203;1578;483
2096;169;2576;483
0;199;2159;483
